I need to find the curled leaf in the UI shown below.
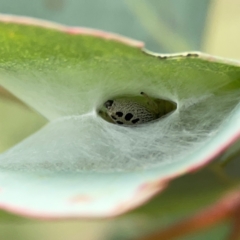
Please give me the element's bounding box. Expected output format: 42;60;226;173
0;15;240;218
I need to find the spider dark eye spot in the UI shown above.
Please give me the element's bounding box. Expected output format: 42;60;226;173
125;113;133;121
116;121;123;124
104;100;114;109
132;118;140;124
111;115;117;120
116;111;123;117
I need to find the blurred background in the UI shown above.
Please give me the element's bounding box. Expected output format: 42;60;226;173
0;0;239;239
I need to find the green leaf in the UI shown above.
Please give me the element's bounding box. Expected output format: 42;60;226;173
0;15;240;219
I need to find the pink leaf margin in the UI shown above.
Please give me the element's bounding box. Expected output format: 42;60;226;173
0;14;144;48
0;180;168;220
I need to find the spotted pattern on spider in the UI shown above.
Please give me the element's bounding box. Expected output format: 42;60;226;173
104;92;160;125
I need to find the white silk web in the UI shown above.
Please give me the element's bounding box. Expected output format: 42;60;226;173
0;87;239;172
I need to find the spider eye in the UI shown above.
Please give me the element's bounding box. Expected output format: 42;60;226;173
104;100;114;109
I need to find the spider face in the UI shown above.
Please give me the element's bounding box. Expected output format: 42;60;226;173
104;100;114;109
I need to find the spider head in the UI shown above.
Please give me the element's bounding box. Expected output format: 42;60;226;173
104;100;114;109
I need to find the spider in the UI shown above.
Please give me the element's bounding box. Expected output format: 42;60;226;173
103;92;167;125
